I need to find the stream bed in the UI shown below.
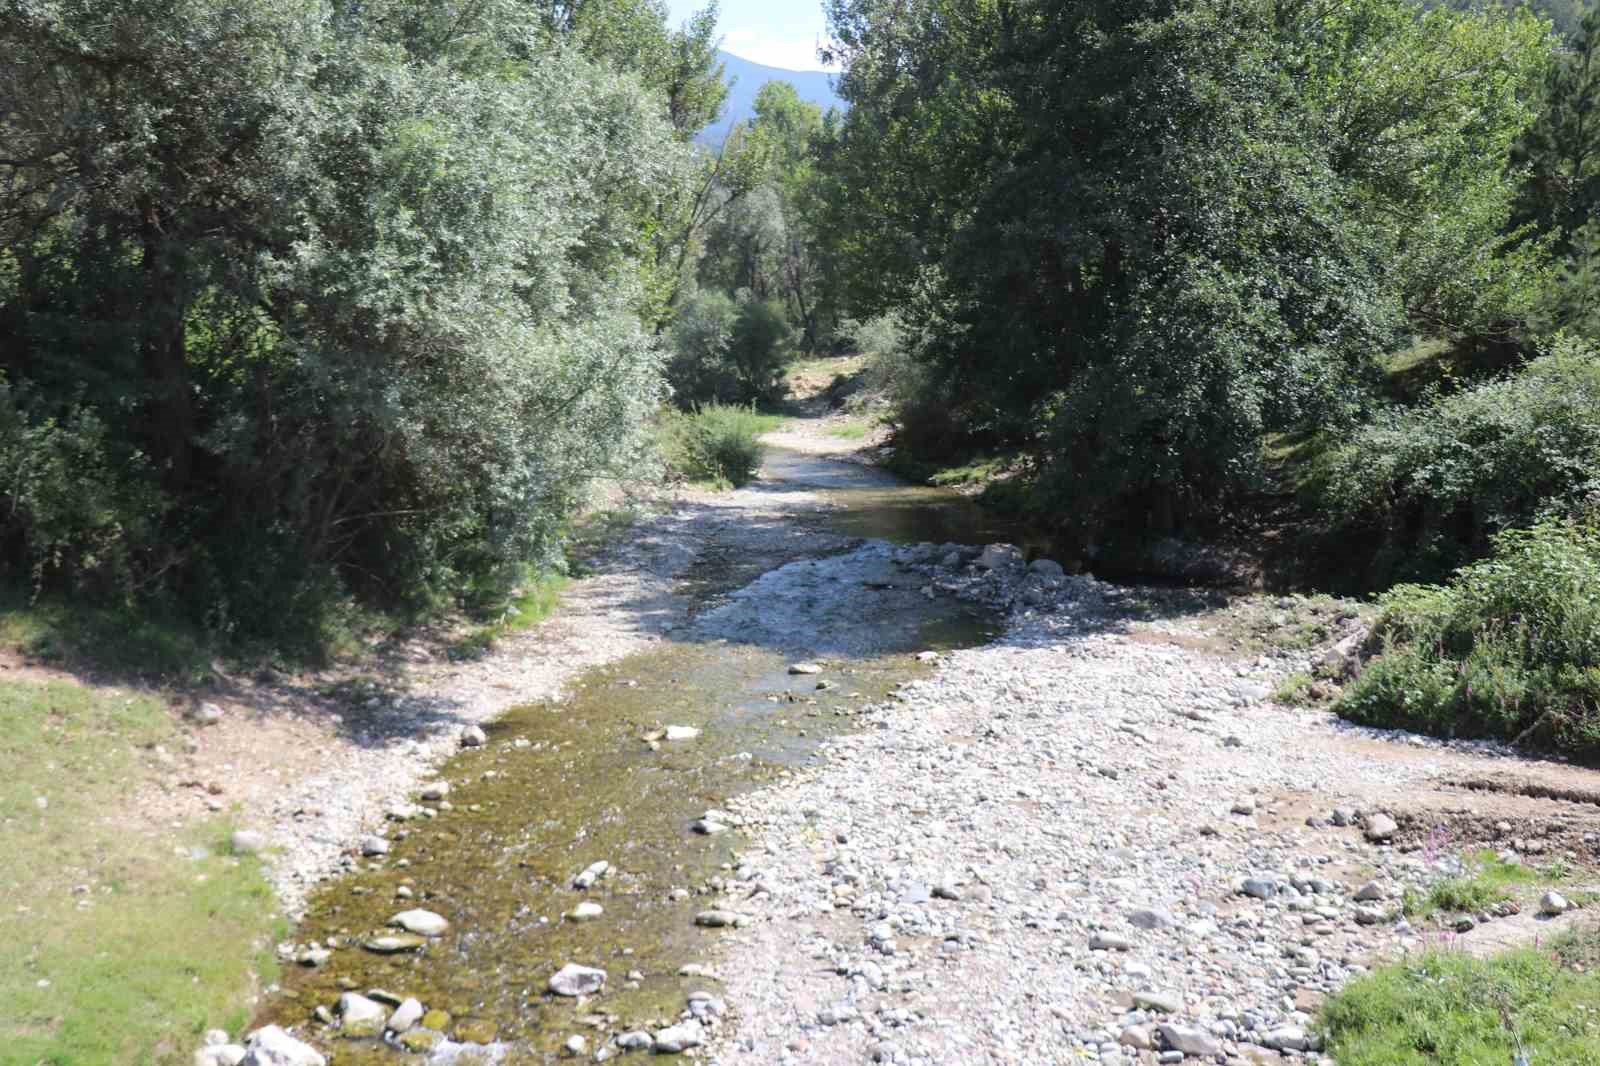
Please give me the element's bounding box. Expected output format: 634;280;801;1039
255;445;1025;1063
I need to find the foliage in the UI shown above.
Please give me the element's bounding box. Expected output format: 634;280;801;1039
0;0;698;652
1335;517;1600;758
666;289;795;406
0;679;281;1064
818;0;1553;548
1317;935;1600;1064
1307;340;1600;585
657;403;779;488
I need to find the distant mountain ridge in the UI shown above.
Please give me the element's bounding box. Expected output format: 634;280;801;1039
702;50;845;145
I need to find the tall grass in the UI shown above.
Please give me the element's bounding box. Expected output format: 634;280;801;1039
1318;929;1600;1064
657;403;781;489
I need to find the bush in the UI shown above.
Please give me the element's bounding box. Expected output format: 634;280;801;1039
657;403;776;488
0;377;163;598
666;291;794;407
1335;518;1600;759
1307;338;1600;586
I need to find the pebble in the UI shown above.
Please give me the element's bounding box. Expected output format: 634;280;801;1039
387;998;424;1034
460;725;487;748
231;830;267;855
573;860;610;890
337;993;387;1037
1364;813;1398;842
1540;890;1571;915
238;1026;325;1066
652;1021;704;1053
389;908;449;936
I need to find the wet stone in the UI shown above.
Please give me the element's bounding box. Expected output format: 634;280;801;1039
548;963;607;997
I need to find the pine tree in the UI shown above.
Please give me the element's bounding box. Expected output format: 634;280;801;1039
1513;6;1600;250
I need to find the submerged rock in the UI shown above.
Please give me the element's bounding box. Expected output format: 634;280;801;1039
238;1027;325;1066
363;934;425;954
573;860;610;889
651;1020;704;1053
389;908;449;936
548;963;607;997
337;993;386;1038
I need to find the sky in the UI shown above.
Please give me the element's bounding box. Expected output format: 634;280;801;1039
665;0;836;72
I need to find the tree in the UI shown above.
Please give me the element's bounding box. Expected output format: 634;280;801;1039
1515;5;1600;250
1;0;692;644
818;0;1551;541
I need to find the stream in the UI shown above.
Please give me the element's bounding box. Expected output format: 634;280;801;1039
256;441;1033;1063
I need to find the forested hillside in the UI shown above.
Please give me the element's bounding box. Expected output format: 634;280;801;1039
701;51;844;146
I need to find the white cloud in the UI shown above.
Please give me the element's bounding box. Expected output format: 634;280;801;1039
722;27;838;72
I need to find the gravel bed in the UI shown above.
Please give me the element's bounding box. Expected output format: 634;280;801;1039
704;545;1597;1066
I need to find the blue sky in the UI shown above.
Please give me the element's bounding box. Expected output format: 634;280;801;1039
665;0;835;71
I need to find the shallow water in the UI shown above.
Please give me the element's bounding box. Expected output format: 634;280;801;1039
257;445;1016;1062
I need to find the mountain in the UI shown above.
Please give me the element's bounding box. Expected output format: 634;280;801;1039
702;50;846;145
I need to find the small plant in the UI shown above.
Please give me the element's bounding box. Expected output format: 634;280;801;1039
1273;671;1316;705
657;403;780;489
1402;850;1548;921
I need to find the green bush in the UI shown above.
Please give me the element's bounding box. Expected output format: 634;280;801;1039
666;291;794;407
657;404;777;488
1307;339;1600;586
1335;518;1600;758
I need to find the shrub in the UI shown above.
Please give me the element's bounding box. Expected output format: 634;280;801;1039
1335;518;1600;758
1307;338;1600;586
0;377;163;598
666;291;794;407
657;404;775;488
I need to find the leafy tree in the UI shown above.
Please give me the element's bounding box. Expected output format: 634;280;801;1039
1;0;692;647
819;0;1551;544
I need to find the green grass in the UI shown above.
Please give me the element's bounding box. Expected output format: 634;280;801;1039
1273;671;1316;705
1318;926;1600;1064
826;418;873;440
1334;518;1600;760
0;679;281;1064
0;585;221;685
1402;851;1549;920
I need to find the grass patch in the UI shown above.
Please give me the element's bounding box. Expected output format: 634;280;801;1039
1318;926;1600;1064
0;679;280;1064
658;403;781;489
1334;517;1600;760
1273;671;1316;705
1402;851;1548;920
826;418;873;440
